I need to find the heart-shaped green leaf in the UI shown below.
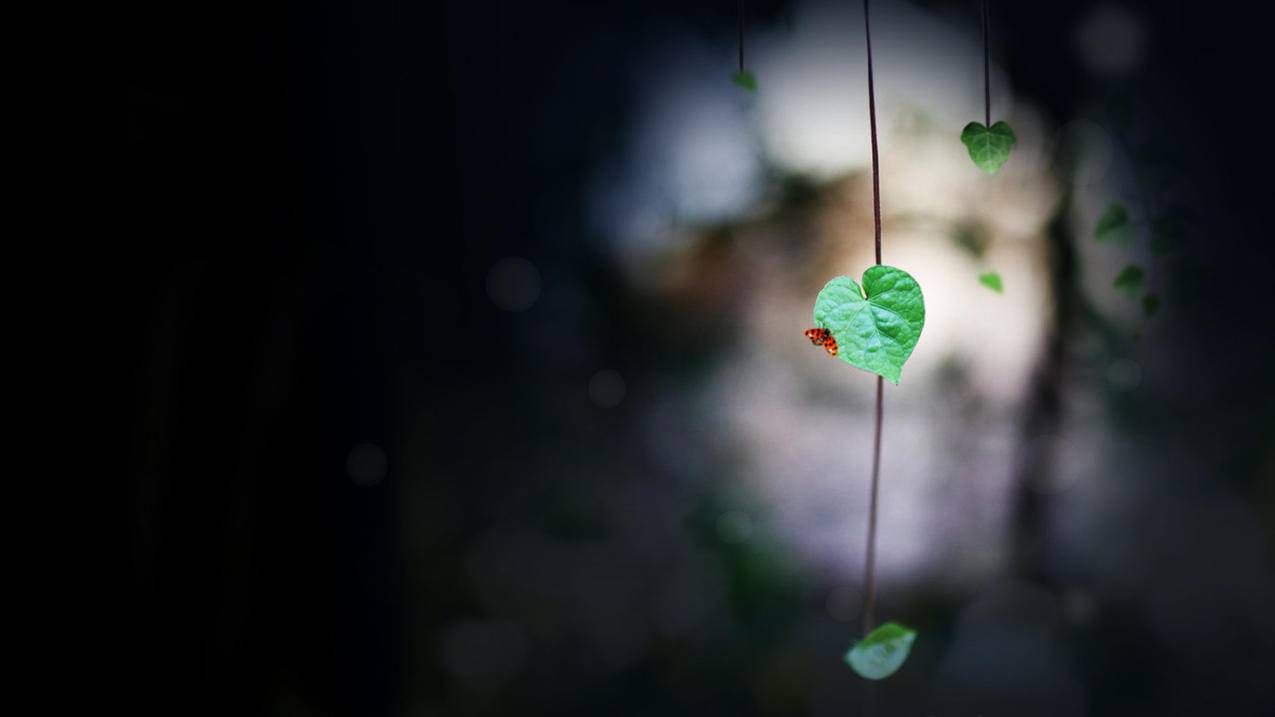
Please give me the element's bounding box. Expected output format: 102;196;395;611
1095;203;1131;242
960;120;1016;174
731;70;757;92
1113;264;1144;295
812;266;925;384
978;271;1003;293
845;621;917;681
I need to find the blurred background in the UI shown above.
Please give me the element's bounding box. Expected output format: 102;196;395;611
120;0;1275;714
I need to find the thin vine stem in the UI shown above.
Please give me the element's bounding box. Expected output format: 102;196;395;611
737;0;745;73
982;0;991;126
865;0;882;266
862;0;884;638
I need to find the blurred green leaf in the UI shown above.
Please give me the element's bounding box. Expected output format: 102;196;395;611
1095;203;1131;242
732;70;757;92
978;271;1004;293
1114;264;1145;295
960;121;1016;174
950;222;988;258
1142;292;1160;317
812;267;925;384
845;622;917;680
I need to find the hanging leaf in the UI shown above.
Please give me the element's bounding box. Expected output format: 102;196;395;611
959;121;1016;174
731;70;757;92
978;271;1004;293
1142;293;1160;317
1113;264;1145;295
845;622;917;680
1094;203;1131;243
812;266;925;384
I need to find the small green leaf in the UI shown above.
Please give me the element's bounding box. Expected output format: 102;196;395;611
812;266;925;384
1113;264;1145;295
1094;203;1131;242
978;271;1004;293
1142;292;1160;317
845;622;917;681
731;70;757;92
960;121;1016;174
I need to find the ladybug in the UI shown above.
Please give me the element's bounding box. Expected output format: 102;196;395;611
804;327;838;357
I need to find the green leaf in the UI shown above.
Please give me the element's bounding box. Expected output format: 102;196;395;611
812;266;925;384
731;70;757;92
978;271;1004;293
1094;203;1131;242
1113;264;1145;295
1142;292;1160;317
960;121;1016;174
845;622;917;681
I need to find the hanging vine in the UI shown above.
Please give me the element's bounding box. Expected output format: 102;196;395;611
732;0;758;91
803;0;924;683
960;0;1016;174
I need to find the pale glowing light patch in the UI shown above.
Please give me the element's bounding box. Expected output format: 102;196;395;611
587;0;1130;590
708;352;1020;584
589;39;763;269
703;100;1059;583
751;0;1014;178
882;105;1058;239
760;221;1050;407
591;0;1020;263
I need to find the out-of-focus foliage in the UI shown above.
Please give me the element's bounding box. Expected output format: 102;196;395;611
845;622;917;680
1113;264;1145;295
1094;203;1131;243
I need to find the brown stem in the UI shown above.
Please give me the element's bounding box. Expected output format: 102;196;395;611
737;0;745;73
861;0;884;641
864;375;883;632
865;0;882;266
982;0;991;126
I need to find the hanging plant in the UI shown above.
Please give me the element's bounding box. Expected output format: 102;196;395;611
961;1;1016;174
803;0;924;684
